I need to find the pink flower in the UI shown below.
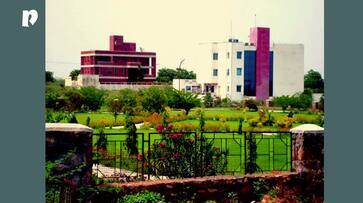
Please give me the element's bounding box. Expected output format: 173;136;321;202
173;152;181;159
156;124;163;133
171;133;181;139
137;154;143;161
167;124;173;130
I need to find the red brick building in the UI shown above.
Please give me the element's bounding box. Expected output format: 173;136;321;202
80;35;156;84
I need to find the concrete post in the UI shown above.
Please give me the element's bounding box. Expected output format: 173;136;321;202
290;124;324;173
46;123;93;186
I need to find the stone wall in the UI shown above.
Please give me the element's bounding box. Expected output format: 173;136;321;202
46;123;93;187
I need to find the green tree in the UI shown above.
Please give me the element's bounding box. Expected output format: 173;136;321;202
46;71;55;83
140;86;168;113
125;114;138;156
78;87;105;111
63;88;85;112
156;68;196;83
203;93;214;108
272;96;291;112
169;90;201;115
156;68;177;83
69;69;80;80
304;69;324;93
107;88;139;115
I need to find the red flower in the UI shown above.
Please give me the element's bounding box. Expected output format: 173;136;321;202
159;157;164;161
159;142;165;148
189;139;194;143
156;124;163;133
137;154;143;161
171;133;181;139
167;124;173;130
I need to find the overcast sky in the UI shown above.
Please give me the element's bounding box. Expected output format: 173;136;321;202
46;0;324;82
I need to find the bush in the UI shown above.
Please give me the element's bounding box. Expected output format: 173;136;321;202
140;86;168;113
203;93;214;108
79;87;105;111
276;117;294;129
204;123;223;132
248;118;260;127
150;124;228;178
119;191;166;203
243;99;258;111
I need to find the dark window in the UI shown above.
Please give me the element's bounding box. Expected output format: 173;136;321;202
236;85;242;92
236;68;242;76
213;69;218;76
237;51;242;59
227;69;230;76
213;53;218;60
96;56;111;62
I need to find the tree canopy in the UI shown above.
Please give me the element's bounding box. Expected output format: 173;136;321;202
69;69;80;80
46;71;55;83
156;68;196;83
304;69;324;93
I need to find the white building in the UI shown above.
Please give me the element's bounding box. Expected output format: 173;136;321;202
204;27;304;101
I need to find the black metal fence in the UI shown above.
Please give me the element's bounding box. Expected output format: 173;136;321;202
92;131;291;182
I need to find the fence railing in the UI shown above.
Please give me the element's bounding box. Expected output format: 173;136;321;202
92;131;291;182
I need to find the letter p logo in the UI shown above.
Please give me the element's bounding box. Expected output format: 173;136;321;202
22;10;38;27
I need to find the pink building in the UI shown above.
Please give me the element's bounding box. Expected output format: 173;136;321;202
80;35;156;84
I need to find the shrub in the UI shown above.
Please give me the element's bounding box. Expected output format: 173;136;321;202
203;92;214;108
204;123;223;132
276;117;294;129
139;86;168;113
171;122;199;132
79;87;106;111
243;99;258;111
125;114;138;156
143;113;163;127
119;191;166;203
248;118;260;127
150;124;228;178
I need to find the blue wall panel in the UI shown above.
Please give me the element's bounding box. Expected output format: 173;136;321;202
244;51;256;96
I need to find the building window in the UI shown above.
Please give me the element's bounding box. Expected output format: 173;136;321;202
227;52;230;59
186;86;191;91
213;53;218;60
227;86;230;92
236;51;242;59
236;85;242;92
213;69;218;76
236;68;242;76
115;68;118;75
227;69;230;76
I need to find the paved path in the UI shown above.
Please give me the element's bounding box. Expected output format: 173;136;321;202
92;164;168;182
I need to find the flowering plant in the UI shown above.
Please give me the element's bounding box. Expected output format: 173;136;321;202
149;122;228;178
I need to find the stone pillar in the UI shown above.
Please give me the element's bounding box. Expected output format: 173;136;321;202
290;124;324;173
46;123;93;186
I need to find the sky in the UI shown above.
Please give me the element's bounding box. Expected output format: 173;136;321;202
46;0;324;82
